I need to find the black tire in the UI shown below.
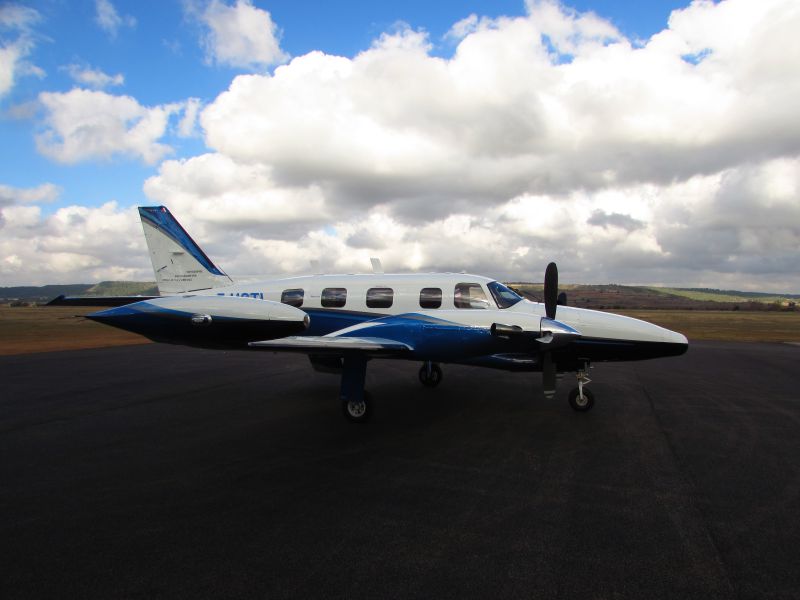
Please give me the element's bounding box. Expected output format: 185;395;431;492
342;392;371;423
418;363;443;388
568;387;595;412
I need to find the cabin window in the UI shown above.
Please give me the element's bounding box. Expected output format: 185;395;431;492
366;287;394;309
281;288;304;308
321;287;347;308
419;287;442;309
454;283;489;309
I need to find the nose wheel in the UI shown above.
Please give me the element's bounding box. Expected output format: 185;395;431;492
419;362;443;387
568;387;594;411
568;365;594;412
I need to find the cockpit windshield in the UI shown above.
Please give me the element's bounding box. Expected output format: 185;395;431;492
487;281;523;309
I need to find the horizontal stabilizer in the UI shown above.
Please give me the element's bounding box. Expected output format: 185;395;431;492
47;295;159;307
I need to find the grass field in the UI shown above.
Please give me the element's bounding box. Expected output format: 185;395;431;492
1;305;799;357
652;288;796;304
615;309;800;343
0;306;149;356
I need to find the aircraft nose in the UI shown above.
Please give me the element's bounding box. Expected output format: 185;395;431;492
664;328;688;345
661;327;689;355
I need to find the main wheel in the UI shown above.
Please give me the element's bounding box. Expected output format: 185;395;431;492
418;363;443;388
568;387;595;412
342;392;372;423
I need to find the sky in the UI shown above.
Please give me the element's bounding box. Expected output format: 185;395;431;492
1;0;799;292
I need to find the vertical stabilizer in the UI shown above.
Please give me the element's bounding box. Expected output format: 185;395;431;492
138;206;233;294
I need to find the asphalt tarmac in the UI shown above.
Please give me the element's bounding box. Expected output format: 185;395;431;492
1;341;798;599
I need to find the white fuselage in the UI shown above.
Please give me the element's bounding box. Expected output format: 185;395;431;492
185;272;687;346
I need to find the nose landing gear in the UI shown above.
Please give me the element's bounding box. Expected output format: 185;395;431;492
568;365;594;412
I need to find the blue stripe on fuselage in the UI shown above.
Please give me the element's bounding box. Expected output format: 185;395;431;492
301;310;507;362
302;308;385;336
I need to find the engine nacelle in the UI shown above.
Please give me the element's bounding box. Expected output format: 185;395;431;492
87;295;309;349
490;323;525;339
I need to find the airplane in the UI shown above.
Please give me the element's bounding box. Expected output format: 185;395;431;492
50;205;688;422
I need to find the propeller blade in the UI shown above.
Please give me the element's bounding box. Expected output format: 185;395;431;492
542;352;556;399
544;262;558;319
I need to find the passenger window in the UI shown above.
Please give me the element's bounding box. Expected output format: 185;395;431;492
321;287;347;308
454;283;489;309
419;287;442;309
281;288;304;308
366;287;394;309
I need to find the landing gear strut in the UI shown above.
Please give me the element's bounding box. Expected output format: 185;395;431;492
339;355;371;423
568;365;594;412
418;361;443;387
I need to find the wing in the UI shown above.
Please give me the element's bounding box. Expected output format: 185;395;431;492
249;315;418;356
249;336;412;357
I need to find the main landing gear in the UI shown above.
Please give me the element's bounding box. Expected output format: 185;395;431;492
418;361;443;388
339;355;371;423
338;359;445;422
342;391;372;422
567;365;594;412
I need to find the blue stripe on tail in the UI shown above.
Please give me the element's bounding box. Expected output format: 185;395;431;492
138;206;225;276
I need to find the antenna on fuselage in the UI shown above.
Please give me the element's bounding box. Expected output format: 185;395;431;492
370;258;384;274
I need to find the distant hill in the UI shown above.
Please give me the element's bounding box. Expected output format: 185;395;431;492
85;281;159;296
658;287;800;303
0;281;158;303
0;284;94;301
509;283;798;311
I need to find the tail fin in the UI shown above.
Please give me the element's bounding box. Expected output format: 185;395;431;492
138;206;233;294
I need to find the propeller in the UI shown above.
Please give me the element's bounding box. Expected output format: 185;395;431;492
544;262;558;319
541;262;559;398
489;262;579;398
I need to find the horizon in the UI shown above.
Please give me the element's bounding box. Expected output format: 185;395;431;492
2;278;799;299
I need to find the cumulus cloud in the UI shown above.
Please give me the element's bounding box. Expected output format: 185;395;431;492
242;159;796;290
0;3;43;97
35;89;190;164
143;153;329;239
196;0;288;69
63;63;124;89
94;0;136;38
587;210;645;232
196;0;800;216
177;97;201;137
0;202;151;284
13;0;800;291
0;182;61;207
147;0;795;291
